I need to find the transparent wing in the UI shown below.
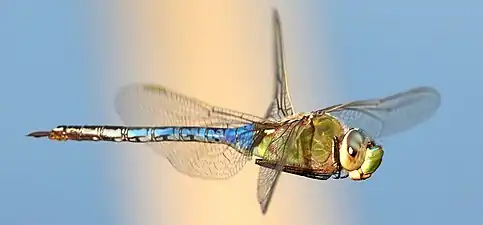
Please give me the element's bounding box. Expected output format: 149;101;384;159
257;120;301;214
264;9;295;121
322;86;441;138
115;83;268;179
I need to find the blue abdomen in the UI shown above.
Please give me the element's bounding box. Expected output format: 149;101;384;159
50;124;257;152
126;124;256;151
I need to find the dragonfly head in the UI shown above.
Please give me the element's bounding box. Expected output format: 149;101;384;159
339;128;384;181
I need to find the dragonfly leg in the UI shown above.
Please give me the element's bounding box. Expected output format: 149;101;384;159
255;159;332;180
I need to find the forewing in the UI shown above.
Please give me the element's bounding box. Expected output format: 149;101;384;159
264;9;295;121
257;120;301;214
324;87;441;138
115;83;267;179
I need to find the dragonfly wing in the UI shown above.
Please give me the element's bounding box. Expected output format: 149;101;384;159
324;86;441;138
257;167;282;214
115;83;267;179
264;9;295;121
257;120;301;214
161;142;250;179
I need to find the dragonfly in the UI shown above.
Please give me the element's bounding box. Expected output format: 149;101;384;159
27;9;441;214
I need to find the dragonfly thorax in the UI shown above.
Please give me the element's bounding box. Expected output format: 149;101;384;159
338;128;384;181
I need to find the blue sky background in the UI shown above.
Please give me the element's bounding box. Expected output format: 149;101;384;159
1;1;482;225
0;1;119;225
319;2;483;225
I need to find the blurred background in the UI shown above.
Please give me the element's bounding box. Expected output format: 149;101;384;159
1;0;482;225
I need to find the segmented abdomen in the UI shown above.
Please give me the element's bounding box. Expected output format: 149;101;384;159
49;124;256;151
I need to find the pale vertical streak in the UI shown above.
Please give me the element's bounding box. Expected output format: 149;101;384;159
104;1;344;225
273;3;351;225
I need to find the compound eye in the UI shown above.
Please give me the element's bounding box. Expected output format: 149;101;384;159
340;129;367;171
347;146;357;157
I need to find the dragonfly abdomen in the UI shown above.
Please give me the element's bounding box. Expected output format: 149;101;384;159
28;125;256;150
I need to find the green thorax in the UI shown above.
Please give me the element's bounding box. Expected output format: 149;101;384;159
253;113;345;173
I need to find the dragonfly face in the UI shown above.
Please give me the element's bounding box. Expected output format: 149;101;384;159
339;128;384;181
